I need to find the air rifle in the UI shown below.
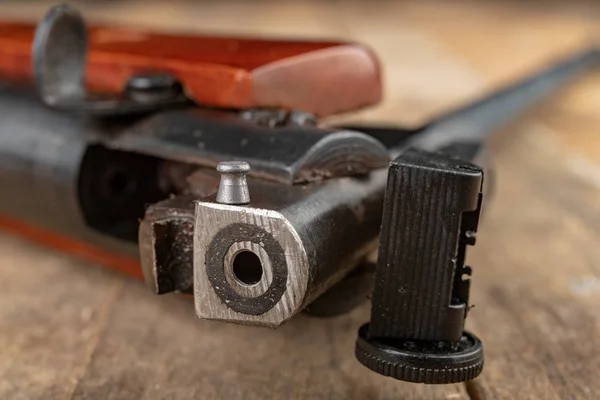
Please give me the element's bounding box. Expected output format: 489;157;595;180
1;4;598;385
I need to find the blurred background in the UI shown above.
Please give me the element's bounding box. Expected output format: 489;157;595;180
1;0;599;128
0;1;599;399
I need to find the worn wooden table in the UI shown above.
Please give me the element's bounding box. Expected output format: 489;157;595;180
1;1;599;399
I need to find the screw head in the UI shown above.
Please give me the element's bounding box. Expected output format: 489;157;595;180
127;73;178;91
125;73;182;102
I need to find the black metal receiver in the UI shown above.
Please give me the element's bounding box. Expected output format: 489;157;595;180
0;4;598;386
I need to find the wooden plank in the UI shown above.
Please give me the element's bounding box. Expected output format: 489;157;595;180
466;127;600;399
0;230;468;399
0;234;124;400
67;281;467;400
462;70;600;399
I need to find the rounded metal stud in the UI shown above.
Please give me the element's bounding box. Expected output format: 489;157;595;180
216;161;251;205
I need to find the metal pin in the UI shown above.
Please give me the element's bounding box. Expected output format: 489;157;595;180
216;161;251;205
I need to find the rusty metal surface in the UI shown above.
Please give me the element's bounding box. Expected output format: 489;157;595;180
106;108;390;184
138;194;197;294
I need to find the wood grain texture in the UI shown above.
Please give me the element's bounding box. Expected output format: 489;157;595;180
0;236;467;400
0;20;381;117
0;0;600;399
465;114;600;399
0;213;142;280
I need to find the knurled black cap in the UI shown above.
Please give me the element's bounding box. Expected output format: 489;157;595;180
355;149;485;384
356;324;484;384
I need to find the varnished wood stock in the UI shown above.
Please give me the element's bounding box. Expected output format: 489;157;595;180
0;21;382;116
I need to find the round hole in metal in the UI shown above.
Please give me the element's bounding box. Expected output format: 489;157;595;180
232;250;263;285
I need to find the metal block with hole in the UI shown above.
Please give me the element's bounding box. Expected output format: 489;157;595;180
192;172;387;328
193;201;310;327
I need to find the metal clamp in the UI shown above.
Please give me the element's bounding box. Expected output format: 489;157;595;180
32;4;188;117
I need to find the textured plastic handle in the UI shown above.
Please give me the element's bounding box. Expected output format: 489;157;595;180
369;148;483;342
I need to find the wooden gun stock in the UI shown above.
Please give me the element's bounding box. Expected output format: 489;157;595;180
0;20;382;116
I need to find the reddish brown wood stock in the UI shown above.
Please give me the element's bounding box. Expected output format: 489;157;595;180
0;21;382;116
0;213;143;280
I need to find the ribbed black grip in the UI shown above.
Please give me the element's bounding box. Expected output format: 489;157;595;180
369;149;483;342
